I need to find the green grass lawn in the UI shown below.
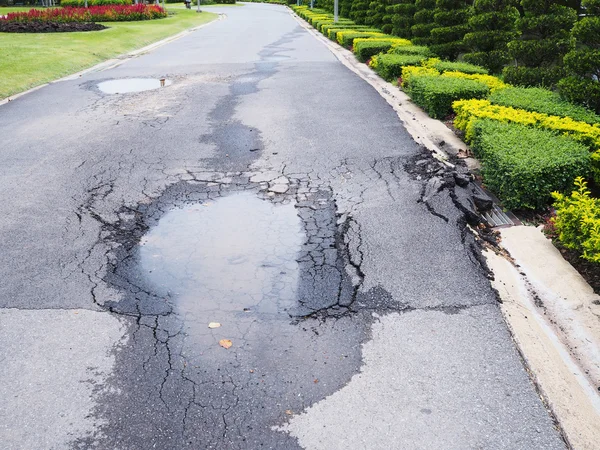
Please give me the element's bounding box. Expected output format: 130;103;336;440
0;5;219;99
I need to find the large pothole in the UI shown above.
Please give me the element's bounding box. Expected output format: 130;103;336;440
139;191;304;318
97;172;362;319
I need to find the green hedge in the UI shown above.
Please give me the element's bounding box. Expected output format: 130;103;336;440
327;27;379;40
489;87;600;125
390;44;434;56
338;31;386;47
404;75;489;118
471;119;591;209
370;53;428;80
429;60;487;74
354;40;396;62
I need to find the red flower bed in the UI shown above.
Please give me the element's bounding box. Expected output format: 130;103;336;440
1;5;167;23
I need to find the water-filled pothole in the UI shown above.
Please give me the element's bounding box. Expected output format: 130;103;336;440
139;192;304;317
97;78;172;94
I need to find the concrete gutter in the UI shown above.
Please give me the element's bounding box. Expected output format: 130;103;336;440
289;10;600;449
0;13;225;107
486;231;600;450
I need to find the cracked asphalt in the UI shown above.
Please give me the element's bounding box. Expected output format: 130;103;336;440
0;4;566;449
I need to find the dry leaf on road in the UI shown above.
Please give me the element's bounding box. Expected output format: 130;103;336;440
219;339;232;349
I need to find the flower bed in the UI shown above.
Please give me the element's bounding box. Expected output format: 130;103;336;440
1;5;167;23
0;20;107;32
61;0;132;6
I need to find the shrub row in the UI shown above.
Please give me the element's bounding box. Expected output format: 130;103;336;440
453;99;600;186
1;4;167;22
488;87;600;125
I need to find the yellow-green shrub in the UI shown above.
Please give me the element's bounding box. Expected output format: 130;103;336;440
453;99;600;183
353;38;412;62
400;65;439;87
337;31;387;47
552;177;600;263
441;72;507;92
453;99;600;150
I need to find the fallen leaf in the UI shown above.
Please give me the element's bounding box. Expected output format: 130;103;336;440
208;322;221;329
313;379;319;384
285;410;293;416
219;339;232;349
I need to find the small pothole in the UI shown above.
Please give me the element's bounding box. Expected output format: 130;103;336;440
97;78;172;94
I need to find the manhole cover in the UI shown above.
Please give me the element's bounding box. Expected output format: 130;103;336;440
97;78;171;94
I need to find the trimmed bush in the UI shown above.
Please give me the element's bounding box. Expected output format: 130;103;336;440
61;0;131;6
353;38;411;62
503;0;577;87
441;71;507;91
404;74;489;119
453;99;600;150
337;30;386;47
370;53;428;80
462;0;519;74
552;177;600;264
427;59;488;74
401;65;440;87
390;44;434;56
470;119;591;209
552;177;600;263
322;23;369;34
559;0;600;114
489;87;600;124
429;0;471;60
327;27;379;40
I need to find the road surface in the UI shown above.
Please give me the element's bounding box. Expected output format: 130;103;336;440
0;4;565;449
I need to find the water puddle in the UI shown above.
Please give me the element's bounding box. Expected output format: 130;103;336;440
138;192;304;318
97;78;171;94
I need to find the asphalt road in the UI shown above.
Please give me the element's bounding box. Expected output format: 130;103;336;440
0;4;566;449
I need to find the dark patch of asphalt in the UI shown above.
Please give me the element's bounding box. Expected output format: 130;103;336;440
0;4;566;449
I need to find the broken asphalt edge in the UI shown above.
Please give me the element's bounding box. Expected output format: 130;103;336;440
0;13;226;107
288;9;600;449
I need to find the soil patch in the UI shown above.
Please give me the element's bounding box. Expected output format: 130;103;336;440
0;21;107;33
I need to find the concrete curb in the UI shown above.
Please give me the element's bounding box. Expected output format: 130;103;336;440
0;12;225;107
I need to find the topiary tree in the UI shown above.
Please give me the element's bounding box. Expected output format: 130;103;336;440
429;0;472;60
340;0;354;17
559;0;600;113
503;0;577;87
365;0;392;31
410;0;437;46
390;0;417;37
350;0;371;23
463;0;520;73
